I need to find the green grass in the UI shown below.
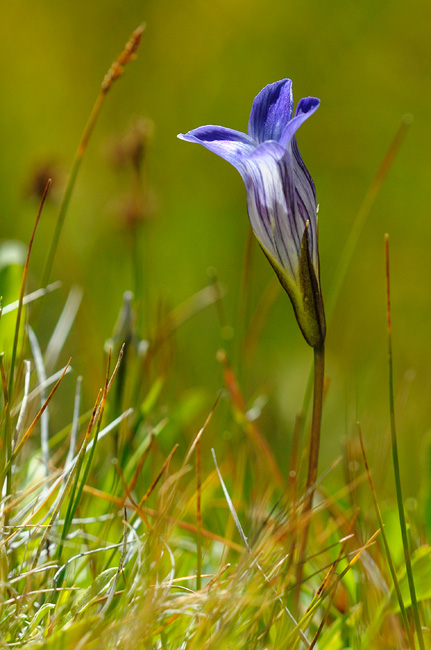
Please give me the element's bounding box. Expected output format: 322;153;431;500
1;23;430;650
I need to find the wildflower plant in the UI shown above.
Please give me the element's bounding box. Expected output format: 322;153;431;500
179;79;326;563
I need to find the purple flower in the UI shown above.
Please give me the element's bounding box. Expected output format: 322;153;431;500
178;79;325;348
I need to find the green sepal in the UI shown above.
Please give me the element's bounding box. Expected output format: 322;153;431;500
297;223;326;348
259;226;326;348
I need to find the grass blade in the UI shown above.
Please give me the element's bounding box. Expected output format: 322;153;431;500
385;234;424;650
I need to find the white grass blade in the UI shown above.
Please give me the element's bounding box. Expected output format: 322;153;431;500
28;327;50;482
1;281;62;315
45;286;83;372
13;359;31;449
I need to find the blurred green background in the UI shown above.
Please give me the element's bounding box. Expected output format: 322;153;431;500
1;0;430;494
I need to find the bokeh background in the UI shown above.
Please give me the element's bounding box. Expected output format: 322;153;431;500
1;0;430;496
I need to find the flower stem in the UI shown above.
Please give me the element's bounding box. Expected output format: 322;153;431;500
305;343;325;505
295;342;325;604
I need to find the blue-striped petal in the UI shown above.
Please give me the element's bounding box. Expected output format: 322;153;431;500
290;137;319;271
247;79;293;144
237;141;307;281
278;97;320;148
178;126;255;168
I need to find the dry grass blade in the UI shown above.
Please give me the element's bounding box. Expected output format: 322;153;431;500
185;390;222;464
138;444;179;507
10;364;73;418
82;408;134;459
8;179;51;400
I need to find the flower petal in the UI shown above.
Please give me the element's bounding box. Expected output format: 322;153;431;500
278;96;320;148
247;79;293;144
290;137;318;271
237;140;305;279
177;126;255;169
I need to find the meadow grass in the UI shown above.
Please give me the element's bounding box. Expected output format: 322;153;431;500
0;26;430;650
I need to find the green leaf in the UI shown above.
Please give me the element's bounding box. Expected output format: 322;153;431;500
63;568;117;626
28;603;56;634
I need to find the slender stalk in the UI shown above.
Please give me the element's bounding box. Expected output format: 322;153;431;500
305;345;325;510
385;234;424;650
295;343;325;605
41;24;144;287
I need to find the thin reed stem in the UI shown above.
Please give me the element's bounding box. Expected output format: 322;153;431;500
385;234;424;650
41;25;144;287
